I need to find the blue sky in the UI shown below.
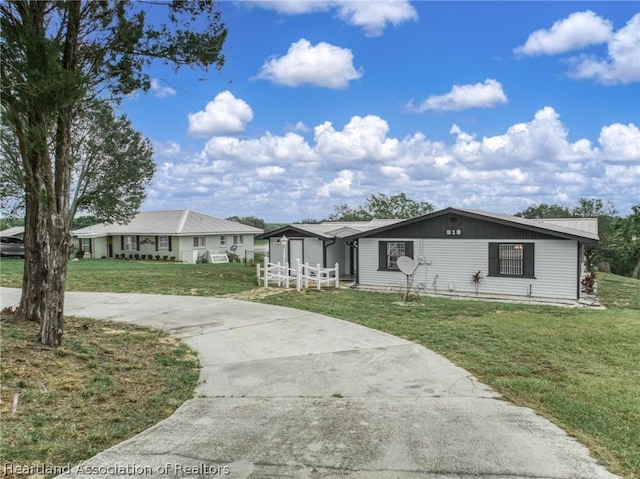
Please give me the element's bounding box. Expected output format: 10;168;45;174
122;1;640;222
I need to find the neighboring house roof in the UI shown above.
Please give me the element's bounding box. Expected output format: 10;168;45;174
0;226;25;237
344;207;599;243
258;219;402;240
73;210;263;238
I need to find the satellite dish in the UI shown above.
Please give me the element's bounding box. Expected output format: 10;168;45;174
397;256;419;276
230;245;238;252
397;256;420;302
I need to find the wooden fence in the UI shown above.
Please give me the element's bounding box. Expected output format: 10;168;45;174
256;258;340;291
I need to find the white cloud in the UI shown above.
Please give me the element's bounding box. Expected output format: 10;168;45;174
152;141;182;160
568;14;640;85
598;123;640;161
317;170;362;197
150;79;177;98
187;91;254;137
247;0;417;36
514;10;612;56
257;39;363;89
335;1;417;37
148;109;639;221
314;115;399;163
408;79;508;113
256;165;286;179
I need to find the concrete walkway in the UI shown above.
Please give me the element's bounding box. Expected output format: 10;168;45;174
0;288;617;479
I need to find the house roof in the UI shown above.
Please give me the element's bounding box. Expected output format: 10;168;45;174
0;226;25;237
344;207;599;243
258;219;402;240
72;210;263;238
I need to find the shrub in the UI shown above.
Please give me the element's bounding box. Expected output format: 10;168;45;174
162;256;168;261
581;271;597;294
155;255;160;260
170;256;176;261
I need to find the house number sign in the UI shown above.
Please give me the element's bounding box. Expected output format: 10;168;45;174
446;229;462;236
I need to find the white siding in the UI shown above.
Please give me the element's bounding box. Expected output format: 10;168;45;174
359;238;578;300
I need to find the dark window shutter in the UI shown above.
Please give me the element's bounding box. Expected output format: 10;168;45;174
136;235;140;251
168;236;172;252
121;236;124;250
155;236;159;251
88;239;92;254
378;241;388;270
405;241;414;259
488;243;499;275
523;243;535;277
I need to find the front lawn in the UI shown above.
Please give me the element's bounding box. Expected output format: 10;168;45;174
261;273;640;479
0;258;257;296
1;258;638;477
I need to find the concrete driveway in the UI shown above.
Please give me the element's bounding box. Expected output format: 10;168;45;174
0;288;617;479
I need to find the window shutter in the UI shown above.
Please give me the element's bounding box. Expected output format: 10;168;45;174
88;239;92;254
168;236;172;252
155;236;159;252
488;243;499;275
136;235;140;251
405;241;414;259
523;243;535;277
121;236;124;250
378;241;388;270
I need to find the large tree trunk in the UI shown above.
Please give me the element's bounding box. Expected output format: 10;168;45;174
633;255;640;279
20;178;71;348
15;1;80;348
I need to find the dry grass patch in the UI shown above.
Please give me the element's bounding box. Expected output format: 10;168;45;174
0;313;199;477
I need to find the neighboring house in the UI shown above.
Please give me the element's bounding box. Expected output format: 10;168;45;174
257;219;402;277
72;210;263;263
0;226;25;239
345;207;599;301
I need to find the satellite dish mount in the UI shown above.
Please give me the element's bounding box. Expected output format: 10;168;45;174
397;256;421;302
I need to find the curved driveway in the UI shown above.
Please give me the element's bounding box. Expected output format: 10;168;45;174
0;288;617;478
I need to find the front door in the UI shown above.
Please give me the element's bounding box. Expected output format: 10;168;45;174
289;239;304;270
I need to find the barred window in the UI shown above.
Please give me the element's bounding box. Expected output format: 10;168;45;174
499;244;523;275
489;243;534;278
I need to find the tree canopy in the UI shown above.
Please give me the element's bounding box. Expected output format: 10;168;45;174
327;193;434;221
0;1;228;347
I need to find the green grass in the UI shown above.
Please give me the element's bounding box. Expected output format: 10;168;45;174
1;258;638;477
261;273;640;479
0;258;257;296
0;315;199;478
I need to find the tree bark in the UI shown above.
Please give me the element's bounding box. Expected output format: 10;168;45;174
14;1;80;348
633;255;640;279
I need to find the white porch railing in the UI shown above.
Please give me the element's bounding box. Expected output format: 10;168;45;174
256;257;340;291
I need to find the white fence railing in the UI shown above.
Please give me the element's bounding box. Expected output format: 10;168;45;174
256;258;340;291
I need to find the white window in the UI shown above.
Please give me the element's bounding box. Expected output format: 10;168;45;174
81;238;91;253
158;236;169;250
124;236;137;251
387;242;405;270
220;236;226;246
233;235;244;245
193;236;206;248
499;244;524;276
